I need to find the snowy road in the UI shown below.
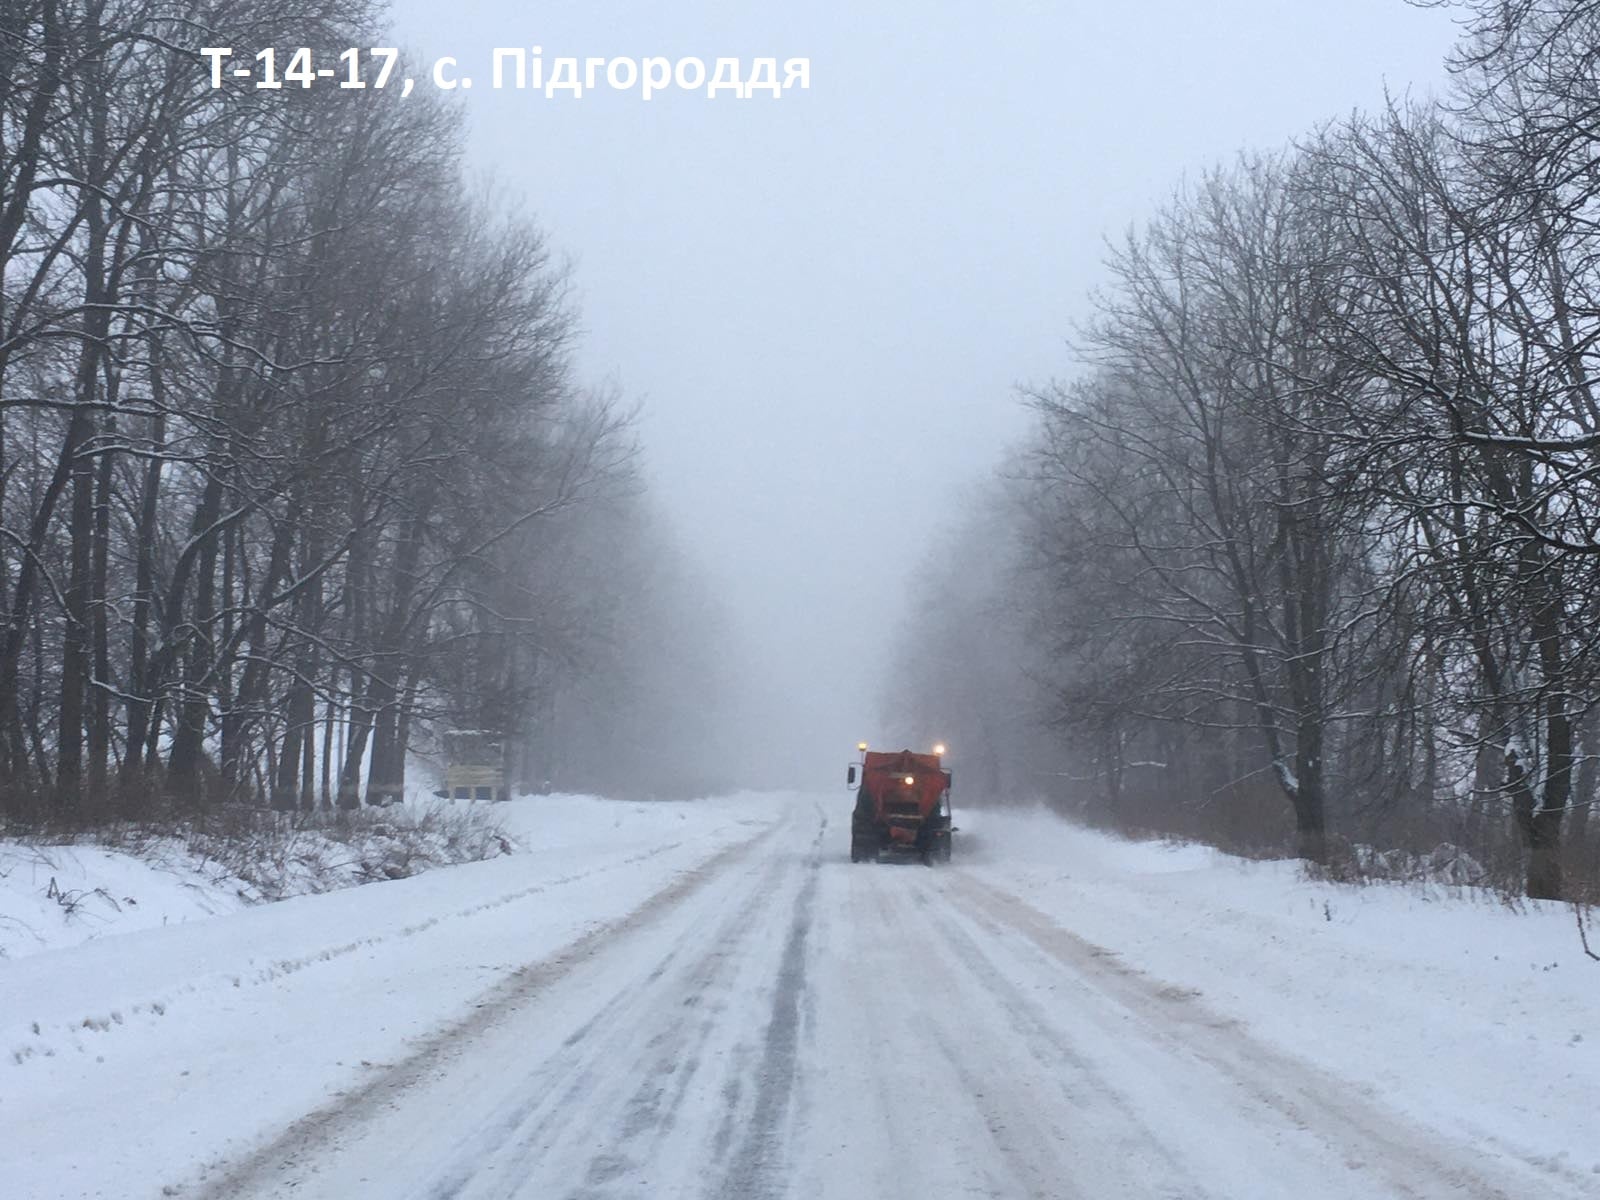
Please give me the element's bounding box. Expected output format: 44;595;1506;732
169;800;1594;1200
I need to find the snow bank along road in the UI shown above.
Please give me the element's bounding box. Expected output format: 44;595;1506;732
5;795;1598;1199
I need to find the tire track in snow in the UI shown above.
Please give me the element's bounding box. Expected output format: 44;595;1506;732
709;810;825;1200
187;819;781;1200
943;868;1592;1200
8;828;756;1070
867;875;1095;1200
424;828;807;1199
899;875;1211;1199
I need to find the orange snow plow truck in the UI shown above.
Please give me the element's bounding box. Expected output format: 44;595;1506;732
847;745;954;863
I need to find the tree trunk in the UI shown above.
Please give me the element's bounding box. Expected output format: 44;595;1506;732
273;679;314;811
222;506;297;791
1571;709;1596;858
1293;711;1329;865
88;409;114;807
1526;579;1571;901
123;405;167;779
320;697;334;809
336;698;374;811
300;696;316;812
167;517;222;798
364;691;401;807
56;400;97;810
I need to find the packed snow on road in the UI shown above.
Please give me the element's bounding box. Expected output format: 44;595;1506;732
3;792;1596;1200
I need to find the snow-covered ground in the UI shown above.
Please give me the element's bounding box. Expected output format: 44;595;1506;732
0;793;714;961
0;839;247;960
0;792;787;1199
957;808;1600;1190
3;794;1597;1199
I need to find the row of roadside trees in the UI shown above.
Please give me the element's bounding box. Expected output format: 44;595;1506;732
888;0;1600;901
0;0;725;823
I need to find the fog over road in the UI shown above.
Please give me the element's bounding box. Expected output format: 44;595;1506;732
192;802;1582;1200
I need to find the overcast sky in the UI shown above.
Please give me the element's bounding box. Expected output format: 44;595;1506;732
384;0;1460;787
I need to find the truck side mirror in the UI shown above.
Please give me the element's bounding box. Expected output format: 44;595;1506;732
846;765;858;786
